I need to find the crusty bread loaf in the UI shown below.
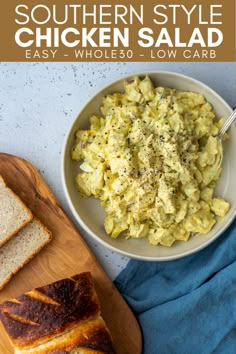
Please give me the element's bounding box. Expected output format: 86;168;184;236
15;317;115;354
0;273;115;354
0;218;52;290
0;273;100;348
0;175;33;247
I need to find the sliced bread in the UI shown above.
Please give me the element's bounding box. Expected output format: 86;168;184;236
0;218;52;290
0;175;33;247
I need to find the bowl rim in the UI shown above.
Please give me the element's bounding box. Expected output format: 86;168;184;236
61;70;235;261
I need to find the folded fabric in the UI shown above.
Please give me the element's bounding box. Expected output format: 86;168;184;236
114;219;236;354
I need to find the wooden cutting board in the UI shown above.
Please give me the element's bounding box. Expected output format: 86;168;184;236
0;153;142;354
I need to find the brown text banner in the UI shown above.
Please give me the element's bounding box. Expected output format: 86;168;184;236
0;0;235;62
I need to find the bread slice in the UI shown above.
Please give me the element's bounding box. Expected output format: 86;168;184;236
0;175;33;247
0;273;116;354
0;218;52;290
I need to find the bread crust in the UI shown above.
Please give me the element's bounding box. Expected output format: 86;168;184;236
14;317;116;354
0;175;33;247
0;273;101;349
0;175;6;188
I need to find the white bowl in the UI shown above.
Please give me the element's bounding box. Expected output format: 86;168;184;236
62;71;236;261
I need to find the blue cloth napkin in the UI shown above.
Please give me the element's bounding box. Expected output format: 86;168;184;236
114;219;236;354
